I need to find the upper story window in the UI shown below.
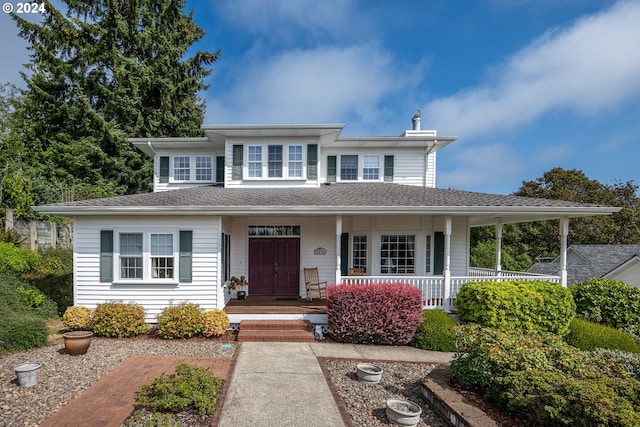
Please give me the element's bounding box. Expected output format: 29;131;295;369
195;156;212;181
174;156;190;181
288;146;303;177
328;154;390;182
248;146;262;177
363;155;380;180
268;145;283;177
242;144;306;180
161;155;214;183
340;155;358;180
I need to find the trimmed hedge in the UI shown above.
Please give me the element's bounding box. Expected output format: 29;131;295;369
571;278;640;336
92;301;149;338
455;280;575;335
566;318;640;354
202;309;230;337
157;303;204;339
451;325;640;426
412;309;457;352
327;283;423;345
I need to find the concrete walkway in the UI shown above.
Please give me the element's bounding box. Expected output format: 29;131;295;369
217;342;454;427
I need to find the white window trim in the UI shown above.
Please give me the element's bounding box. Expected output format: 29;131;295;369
113;230;180;284
378;233;417;275
336;153;384;182
243;143;307;181
169;154;215;183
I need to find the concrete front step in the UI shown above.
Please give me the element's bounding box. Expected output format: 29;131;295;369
237;320;315;342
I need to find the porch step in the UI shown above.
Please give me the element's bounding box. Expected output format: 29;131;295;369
237;320;315;342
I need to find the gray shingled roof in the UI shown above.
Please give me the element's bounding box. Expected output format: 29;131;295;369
33;183;619;224
529;245;640;284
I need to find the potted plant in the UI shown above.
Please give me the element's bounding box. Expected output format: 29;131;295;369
228;276;249;300
61;306;94;356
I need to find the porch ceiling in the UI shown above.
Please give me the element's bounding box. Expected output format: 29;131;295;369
34;183;621;221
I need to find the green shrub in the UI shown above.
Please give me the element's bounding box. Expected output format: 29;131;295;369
0;228;25;245
0;242;40;275
571;278;640;336
24;247;73;314
202;309;230;337
92;301;148;337
122;411;180;427
455;280;575;335
566;318;640;354
412;309;457;352
451;325;640;426
0;308;49;352
62;306;93;331
157;303;204;339
136;363;222;415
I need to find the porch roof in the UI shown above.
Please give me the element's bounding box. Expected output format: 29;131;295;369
33;183;619;225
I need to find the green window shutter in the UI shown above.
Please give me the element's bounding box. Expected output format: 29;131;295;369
340;233;349;276
434;232;444;275
216;156;224;183
232;145;243;180
327;155;337;182
384;155;394;182
100;230;113;282
307;144;318;179
159;156;170;183
179;230;193;283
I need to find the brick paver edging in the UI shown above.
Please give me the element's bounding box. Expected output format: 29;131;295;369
41;353;235;427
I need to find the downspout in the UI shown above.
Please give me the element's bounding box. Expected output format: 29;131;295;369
559;217;569;286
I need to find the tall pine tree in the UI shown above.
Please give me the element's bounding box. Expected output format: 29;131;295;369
10;0;219;208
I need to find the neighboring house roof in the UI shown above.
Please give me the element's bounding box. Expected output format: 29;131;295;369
528;245;640;284
33;183;619;225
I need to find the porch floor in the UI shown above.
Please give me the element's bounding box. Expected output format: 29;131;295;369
224;296;327;315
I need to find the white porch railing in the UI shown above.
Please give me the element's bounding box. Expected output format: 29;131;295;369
340;272;560;310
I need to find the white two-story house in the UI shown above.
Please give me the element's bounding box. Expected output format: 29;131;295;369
34;117;619;322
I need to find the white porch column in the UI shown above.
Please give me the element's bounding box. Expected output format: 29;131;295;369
495;219;503;275
336;215;342;284
559;217;569;287
443;216;452;311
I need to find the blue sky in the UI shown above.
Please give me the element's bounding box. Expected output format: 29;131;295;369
1;0;639;195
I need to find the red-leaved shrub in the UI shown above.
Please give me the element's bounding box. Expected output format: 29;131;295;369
327;283;423;345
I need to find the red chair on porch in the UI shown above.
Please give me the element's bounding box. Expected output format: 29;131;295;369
303;267;327;301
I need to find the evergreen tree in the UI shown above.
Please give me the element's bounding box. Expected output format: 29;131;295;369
9;0;219;210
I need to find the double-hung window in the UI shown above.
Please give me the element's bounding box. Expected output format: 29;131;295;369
248;146;262;177
150;234;174;279
380;234;415;274
288;146;303;177
120;233;143;279
268;145;283;177
363;155;380;180
173;156;190;181
195;156;212;181
340;155;358;180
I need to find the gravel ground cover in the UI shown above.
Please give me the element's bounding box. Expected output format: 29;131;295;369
324;360;448;427
0;338;235;427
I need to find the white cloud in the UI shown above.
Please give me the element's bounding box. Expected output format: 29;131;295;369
205;44;418;131
423;0;640;137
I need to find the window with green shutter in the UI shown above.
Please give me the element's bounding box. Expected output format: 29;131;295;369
179;230;193;283
216;156;224;183
159;157;170;183
100;230;113;282
327;155;337;182
307;144;318;179
384;155;394;182
232;145;243;180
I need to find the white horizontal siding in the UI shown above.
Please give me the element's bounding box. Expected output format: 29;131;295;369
608;263;640;288
74;216;220;322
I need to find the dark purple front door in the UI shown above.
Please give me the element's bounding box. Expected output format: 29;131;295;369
248;238;300;295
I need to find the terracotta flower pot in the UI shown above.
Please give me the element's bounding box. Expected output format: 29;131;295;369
62;331;94;356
